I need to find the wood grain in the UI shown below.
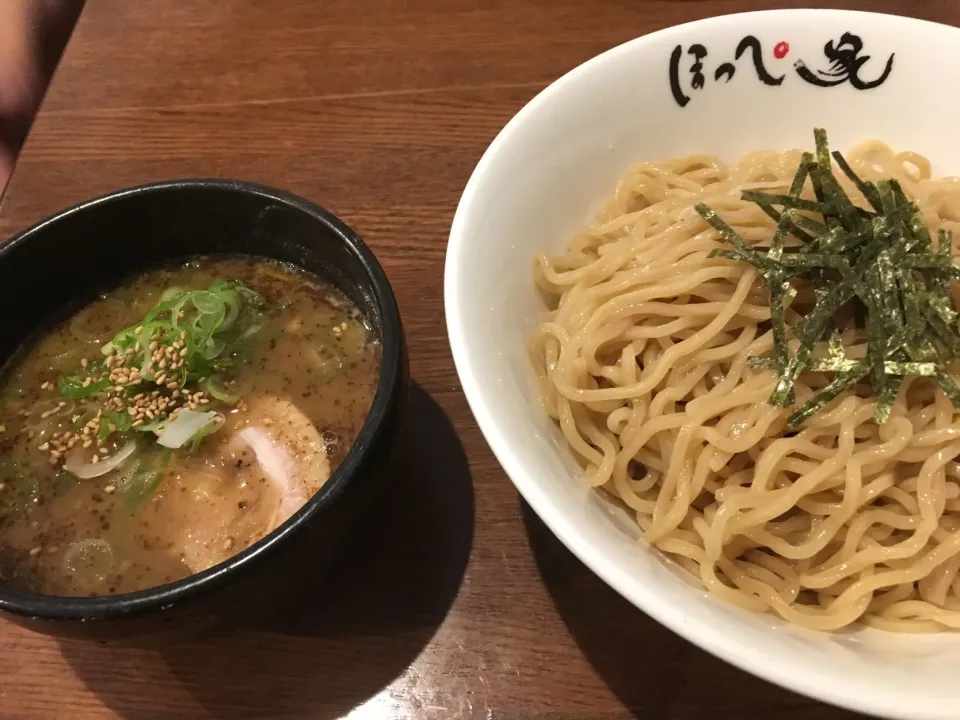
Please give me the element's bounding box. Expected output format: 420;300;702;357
2;0;959;717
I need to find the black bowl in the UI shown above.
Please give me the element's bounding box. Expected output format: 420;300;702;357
0;180;408;643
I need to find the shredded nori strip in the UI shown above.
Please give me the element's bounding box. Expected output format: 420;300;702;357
697;128;960;427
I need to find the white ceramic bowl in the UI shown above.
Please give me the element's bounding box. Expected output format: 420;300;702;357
446;9;960;720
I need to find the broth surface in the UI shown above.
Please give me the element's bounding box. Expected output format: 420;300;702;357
0;257;380;596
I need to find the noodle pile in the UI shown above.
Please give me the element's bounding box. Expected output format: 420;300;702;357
531;141;960;632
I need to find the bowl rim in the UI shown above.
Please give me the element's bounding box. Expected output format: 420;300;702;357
0;178;404;621
445;9;960;720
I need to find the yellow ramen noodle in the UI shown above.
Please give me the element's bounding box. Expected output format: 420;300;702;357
531;141;960;632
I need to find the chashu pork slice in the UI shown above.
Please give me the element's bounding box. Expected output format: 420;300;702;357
144;395;331;573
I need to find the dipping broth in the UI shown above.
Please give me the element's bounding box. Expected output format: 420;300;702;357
0;257;380;596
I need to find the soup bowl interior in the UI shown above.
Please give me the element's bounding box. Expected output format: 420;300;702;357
0;180;406;639
446;9;960;720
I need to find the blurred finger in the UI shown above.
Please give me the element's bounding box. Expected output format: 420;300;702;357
0;0;41;118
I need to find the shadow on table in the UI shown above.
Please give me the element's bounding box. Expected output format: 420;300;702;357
521;503;868;720
60;383;475;720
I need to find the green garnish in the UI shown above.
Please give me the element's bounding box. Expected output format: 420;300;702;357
122;448;172;511
103;278;265;385
43;279;267;472
58;373;110;400
202;375;240;404
697;128;960;428
97;411;132;439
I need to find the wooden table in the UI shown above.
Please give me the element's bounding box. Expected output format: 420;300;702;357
1;1;956;717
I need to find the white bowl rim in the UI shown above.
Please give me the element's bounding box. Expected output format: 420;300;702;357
445;9;960;720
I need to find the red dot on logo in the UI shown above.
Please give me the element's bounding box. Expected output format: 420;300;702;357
773;41;790;59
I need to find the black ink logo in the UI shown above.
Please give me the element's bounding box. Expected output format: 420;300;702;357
794;32;894;90
714;62;735;84
734;36;785;87
688;44;707;90
668;31;893;108
669;35;785;107
712;37;785;86
669;45;697;106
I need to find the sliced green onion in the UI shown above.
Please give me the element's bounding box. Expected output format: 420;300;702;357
98;411;133;439
56;278;268;457
58;375;109;400
192;291;225;316
204;376;240;404
124;449;172;510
